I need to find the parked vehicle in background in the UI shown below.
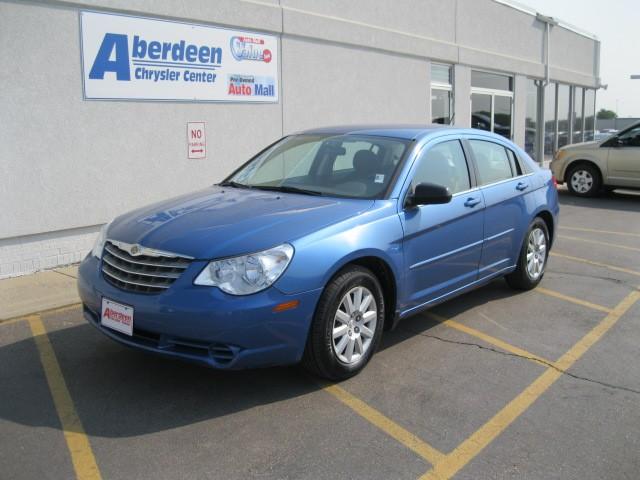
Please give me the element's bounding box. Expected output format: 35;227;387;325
551;121;640;196
78;125;559;380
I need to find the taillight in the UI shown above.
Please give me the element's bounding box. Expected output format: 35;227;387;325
551;176;558;188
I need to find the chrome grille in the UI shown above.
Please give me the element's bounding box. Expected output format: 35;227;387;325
101;241;192;294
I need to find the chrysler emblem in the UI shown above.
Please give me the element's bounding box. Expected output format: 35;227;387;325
129;245;140;255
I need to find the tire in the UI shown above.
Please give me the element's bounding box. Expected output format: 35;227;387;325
302;265;385;380
566;163;601;197
505;218;550;290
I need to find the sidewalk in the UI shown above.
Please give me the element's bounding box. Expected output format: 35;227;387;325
0;265;80;320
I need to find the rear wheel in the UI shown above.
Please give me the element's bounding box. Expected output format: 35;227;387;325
506;218;549;290
302;265;384;380
566;163;601;197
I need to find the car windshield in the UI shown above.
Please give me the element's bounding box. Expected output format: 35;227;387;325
223;134;411;199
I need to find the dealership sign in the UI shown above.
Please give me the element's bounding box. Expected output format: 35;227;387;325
80;11;278;102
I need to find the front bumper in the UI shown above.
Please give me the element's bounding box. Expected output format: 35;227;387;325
78;255;323;369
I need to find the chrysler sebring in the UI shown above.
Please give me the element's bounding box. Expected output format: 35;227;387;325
78;125;559;379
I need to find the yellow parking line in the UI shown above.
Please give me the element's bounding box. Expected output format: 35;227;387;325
324;384;445;466
419;289;640;480
551;252;640;278
27;314;102;480
558;234;640;253
535;287;612;314
560;226;640;238
426;312;554;367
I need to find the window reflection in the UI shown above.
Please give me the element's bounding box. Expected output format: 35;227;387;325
432;89;451;124
557;84;571;149
525;79;539;160
471;93;492;132
544;82;557;161
584;89;596;141
573;86;584;143
494;96;512;139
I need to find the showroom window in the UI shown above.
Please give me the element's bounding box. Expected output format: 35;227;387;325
584;89;596;141
431;64;453;124
543;82;557;161
471;70;513;139
557;84;571;149
573;86;584;143
525;79;539;161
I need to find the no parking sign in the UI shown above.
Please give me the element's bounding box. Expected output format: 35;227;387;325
187;122;206;159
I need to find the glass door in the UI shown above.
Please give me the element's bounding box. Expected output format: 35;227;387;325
471;92;512;139
471;93;492;132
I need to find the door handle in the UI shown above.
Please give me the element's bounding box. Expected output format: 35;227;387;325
464;197;481;207
516;182;529;191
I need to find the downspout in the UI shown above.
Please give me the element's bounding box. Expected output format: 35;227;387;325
534;14;558;166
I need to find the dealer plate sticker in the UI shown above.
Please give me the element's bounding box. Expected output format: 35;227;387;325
101;298;134;336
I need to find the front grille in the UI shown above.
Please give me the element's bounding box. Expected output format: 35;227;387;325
101;241;192;294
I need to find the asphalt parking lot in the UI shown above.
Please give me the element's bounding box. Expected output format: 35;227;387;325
1;188;639;480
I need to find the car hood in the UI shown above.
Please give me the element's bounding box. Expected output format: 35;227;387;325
108;186;374;259
562;140;601;151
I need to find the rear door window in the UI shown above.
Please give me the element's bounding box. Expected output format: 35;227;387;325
469;140;514;185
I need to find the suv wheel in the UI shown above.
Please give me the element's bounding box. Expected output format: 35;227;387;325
567;163;601;197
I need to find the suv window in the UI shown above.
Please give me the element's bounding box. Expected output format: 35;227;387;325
618;126;640;147
469;140;514;185
412;140;471;195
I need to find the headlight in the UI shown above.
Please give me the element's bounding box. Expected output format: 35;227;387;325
194;243;294;295
91;222;110;259
554;149;567;162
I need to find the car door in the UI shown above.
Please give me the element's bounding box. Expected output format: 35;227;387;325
467;138;533;279
400;138;484;311
607;125;640;187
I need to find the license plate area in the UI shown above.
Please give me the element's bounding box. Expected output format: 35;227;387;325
101;298;134;336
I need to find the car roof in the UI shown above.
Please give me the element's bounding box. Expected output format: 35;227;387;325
294;124;507;142
295;124;450;140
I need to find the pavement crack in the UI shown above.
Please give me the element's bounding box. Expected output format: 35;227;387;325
547;269;631;287
51;269;77;280
399;327;640;396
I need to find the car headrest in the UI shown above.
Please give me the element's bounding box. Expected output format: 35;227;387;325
353;150;382;175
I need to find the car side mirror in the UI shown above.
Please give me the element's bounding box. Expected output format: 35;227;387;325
605;137;623;147
406;182;452;208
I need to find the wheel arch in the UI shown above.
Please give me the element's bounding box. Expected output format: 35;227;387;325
325;253;399;332
564;159;604;184
535;210;555;248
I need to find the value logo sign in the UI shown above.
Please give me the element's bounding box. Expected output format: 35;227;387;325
80;11;279;102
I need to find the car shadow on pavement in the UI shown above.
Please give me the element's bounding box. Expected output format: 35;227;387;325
1;280;522;439
558;187;640;212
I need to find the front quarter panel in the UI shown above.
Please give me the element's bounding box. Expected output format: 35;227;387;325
556;147;609;182
275;201;404;295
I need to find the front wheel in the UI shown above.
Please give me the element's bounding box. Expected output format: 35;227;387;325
302;265;385;380
506;218;550;290
566;164;601;197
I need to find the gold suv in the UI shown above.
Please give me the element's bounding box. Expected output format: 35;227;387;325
550;122;640;196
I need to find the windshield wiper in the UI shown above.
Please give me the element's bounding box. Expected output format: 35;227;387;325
218;181;252;189
250;185;324;196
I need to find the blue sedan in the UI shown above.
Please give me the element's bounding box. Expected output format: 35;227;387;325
78;125;559;379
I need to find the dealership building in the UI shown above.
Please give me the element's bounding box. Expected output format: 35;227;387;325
0;0;602;278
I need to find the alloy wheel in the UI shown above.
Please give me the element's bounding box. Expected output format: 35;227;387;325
526;227;547;280
332;286;377;364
